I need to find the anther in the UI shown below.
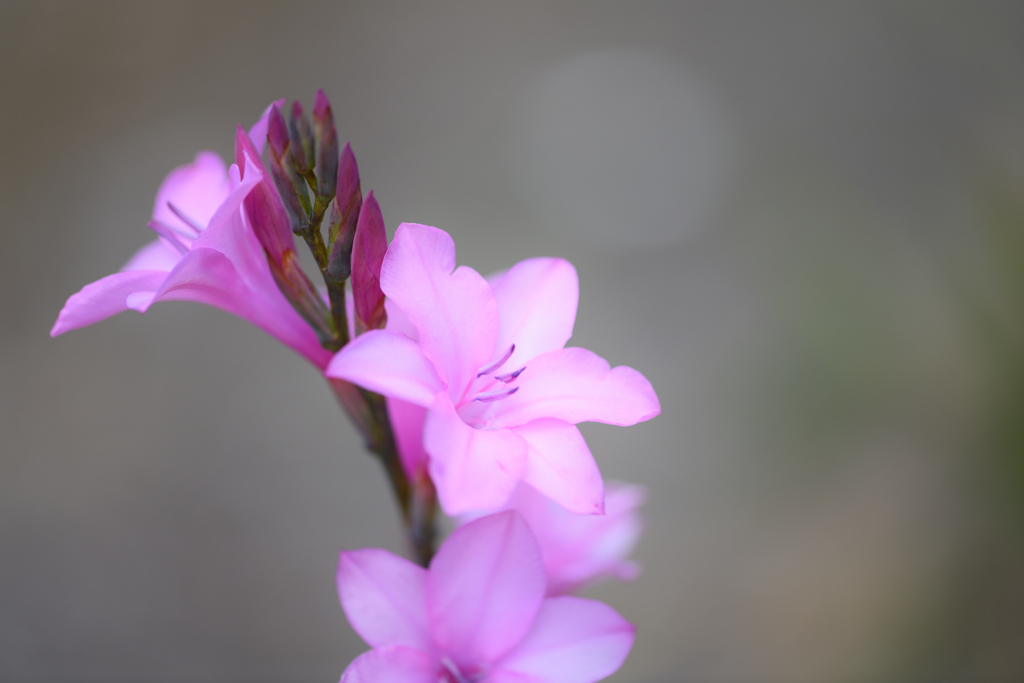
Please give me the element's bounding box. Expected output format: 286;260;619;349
166;202;204;236
472;386;519;403
477;344;515;378
494;366;526;383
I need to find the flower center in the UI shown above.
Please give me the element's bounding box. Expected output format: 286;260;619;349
464;344;526;406
438;657;485;683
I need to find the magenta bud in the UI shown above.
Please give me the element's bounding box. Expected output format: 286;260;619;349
313;90;338;204
235;125;296;265
267;105;311;232
351;191;388;333
267;104;290;159
288;101;314;175
326;142;362;282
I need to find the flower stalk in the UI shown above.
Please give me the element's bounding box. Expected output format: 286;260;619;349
264;91;437;565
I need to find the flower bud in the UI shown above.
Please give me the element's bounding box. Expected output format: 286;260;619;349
327;143;362;282
313;89;339;208
288;101;315;175
351;191;388;333
267;105;311;234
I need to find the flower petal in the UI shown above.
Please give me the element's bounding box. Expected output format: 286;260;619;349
379;223;498;398
326;330;445;407
340;647;437;683
424;394;527;514
512;419;603;515
121;238;182;272
491;258;578;369
337;549;431;651
428;511;546;667
495;596;635;683
388;398;428;480
491;348;660;428
50;270;168;337
151;151;229;235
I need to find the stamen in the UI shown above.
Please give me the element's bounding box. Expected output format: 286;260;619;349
477;344;515;378
440;657;470;683
147;220;190;255
473;386;519;403
494;366;526;383
166;202;204;236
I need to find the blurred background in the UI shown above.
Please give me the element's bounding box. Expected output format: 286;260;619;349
2;1;1024;681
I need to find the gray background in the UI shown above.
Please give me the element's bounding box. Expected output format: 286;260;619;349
3;2;1024;681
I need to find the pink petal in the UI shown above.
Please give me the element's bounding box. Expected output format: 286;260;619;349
388;398;428;480
379;223;498;398
511;483;645;595
189;157;266;288
491;258;578;369
50;270;168;337
337;549;431;651
427;511;546;667
491;347;660;428
153;247;250;315
340;647;437;683
121;238;182;272
151;151;230;235
326;330;445;407
495;596;634;683
424;394;527;514
511;419;603;515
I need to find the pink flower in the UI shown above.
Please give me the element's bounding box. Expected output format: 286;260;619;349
337;511;635;683
51;106;331;369
326;223;660;515
464;482;646;595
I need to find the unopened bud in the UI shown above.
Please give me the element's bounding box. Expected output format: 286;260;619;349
351;191;388;333
327;143;362;282
267;105;311;234
288;101;315;175
313;89;339;207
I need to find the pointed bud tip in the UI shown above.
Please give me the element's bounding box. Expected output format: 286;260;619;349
267;104;289;157
338;143;360;199
314;89;332;120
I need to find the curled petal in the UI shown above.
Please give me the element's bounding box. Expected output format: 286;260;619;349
424;394;527;514
50;270;167;336
491;258;578;369
512;419;603;516
337;549;431;651
428;512;546;666
491;347;660;428
495;596;635;683
326;330;445;407
380;223;498;396
340;647;437;683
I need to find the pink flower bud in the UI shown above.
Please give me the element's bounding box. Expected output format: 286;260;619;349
267;105;311;232
327;143;362;282
313;89;339;203
288;100;314;174
351;191;388;333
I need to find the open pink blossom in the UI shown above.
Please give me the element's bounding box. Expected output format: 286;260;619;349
51;106;331;369
461;482;646;596
338;511;634;683
326;223;660;515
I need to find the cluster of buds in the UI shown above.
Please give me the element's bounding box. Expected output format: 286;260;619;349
247;90;388;352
